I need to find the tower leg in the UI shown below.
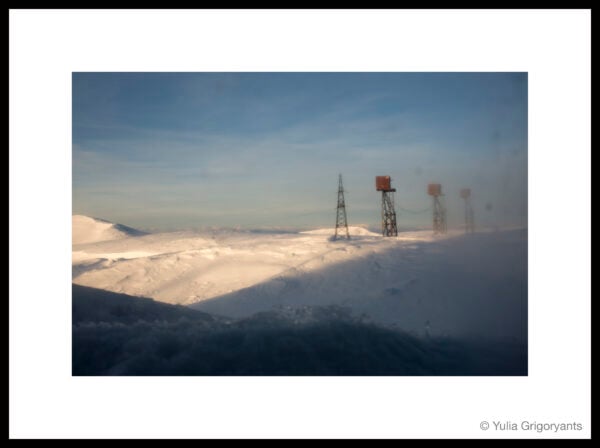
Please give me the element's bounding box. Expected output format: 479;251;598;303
381;191;398;237
432;196;446;234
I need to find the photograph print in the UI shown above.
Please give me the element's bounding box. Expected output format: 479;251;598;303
72;72;527;376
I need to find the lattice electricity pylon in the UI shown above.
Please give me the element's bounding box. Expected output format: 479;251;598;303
333;174;350;240
428;183;447;234
460;188;475;233
376;176;398;237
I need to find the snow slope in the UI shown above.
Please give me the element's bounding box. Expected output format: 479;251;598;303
72;226;447;305
72;222;527;342
193;229;527;342
72;215;146;245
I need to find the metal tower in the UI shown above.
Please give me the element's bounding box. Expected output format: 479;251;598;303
376;176;398;237
333;174;350;240
428;183;447;234
460;188;475;233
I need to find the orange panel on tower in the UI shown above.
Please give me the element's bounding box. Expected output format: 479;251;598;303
376;176;391;191
428;183;442;196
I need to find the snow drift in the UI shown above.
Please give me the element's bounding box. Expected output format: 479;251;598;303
71;225;444;306
72;215;146;245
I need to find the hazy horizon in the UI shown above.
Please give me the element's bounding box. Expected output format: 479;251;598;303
73;72;527;232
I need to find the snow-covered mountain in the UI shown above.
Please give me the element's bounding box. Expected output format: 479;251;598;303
72;215;146;245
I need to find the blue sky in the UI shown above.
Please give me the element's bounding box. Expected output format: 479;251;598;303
73;72;527;232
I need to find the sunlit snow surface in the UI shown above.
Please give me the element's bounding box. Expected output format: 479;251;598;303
72;215;146;244
72;220;527;343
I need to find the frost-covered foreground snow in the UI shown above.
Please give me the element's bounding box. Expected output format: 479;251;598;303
72;284;526;375
72;216;527;343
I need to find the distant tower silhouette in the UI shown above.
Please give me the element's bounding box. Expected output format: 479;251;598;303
428;183;447;234
460;188;475;233
334;174;350;240
376;176;398;237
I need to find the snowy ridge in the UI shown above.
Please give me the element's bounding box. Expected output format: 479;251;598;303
72;215;146;245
